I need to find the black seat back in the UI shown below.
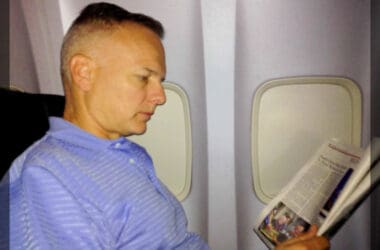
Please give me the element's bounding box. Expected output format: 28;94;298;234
0;88;65;178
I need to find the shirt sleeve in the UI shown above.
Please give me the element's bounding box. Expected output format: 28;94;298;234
11;166;112;250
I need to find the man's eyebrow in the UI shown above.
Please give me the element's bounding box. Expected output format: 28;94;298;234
143;67;165;81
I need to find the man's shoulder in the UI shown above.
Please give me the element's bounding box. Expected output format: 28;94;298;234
8;135;69;178
18;135;61;161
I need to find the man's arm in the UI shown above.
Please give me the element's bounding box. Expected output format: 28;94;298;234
275;225;330;250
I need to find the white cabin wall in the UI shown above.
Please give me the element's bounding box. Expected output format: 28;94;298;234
19;0;64;94
235;0;370;249
200;1;238;249
9;0;39;92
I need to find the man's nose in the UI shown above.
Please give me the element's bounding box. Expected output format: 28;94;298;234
151;82;166;105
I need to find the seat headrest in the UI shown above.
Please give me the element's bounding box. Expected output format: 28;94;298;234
0;88;65;178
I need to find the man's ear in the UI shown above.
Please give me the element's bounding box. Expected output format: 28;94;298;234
69;54;94;91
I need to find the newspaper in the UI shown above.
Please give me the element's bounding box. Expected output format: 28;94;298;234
253;138;380;249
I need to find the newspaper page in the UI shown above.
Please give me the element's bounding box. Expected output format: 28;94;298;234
318;137;380;236
254;139;364;249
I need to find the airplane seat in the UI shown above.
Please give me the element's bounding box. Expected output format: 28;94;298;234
0;88;65;178
251;76;362;203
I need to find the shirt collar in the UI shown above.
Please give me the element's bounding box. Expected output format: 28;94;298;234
47;117;134;151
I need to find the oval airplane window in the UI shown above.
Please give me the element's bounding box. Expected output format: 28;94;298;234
129;82;192;201
251;77;362;203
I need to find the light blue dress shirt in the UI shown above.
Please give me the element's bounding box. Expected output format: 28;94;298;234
5;117;209;250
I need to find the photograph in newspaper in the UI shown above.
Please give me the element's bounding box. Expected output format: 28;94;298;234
257;202;311;246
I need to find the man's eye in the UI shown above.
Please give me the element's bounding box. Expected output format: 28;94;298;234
138;75;149;83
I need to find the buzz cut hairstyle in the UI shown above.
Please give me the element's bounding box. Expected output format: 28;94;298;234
60;2;165;84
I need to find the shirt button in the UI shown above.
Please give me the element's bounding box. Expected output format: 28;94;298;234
129;159;135;164
114;143;121;148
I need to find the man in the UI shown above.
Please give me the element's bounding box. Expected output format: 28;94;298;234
290;219;309;238
273;213;292;232
4;2;329;249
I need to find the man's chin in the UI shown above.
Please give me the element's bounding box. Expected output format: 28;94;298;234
133;130;147;136
129;126;148;136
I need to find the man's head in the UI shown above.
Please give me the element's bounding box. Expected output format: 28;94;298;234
293;219;309;236
293;224;305;235
60;2;166;139
277;213;291;225
60;2;164;84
